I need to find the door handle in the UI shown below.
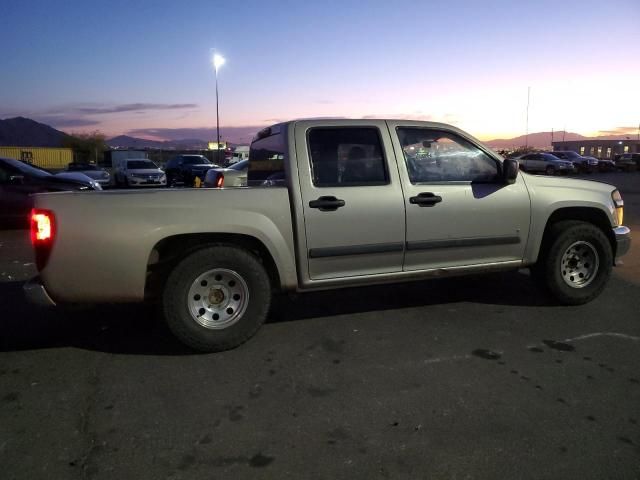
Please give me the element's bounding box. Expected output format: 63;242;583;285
410;192;442;207
309;196;346;211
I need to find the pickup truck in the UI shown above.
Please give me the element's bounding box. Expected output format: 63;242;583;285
24;119;631;352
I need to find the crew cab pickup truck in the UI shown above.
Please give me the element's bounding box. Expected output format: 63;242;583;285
25;120;631;352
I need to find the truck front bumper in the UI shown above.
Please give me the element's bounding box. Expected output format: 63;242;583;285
614;226;631;261
23;276;56;307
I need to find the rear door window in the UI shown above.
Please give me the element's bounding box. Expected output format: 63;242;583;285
307;127;388;187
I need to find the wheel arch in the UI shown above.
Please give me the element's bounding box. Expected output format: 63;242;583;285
144;233;283;300
533;207;616;265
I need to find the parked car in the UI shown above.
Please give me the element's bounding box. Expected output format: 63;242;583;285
614;153;640;172
115;159;166;187
25;119;630;352
204;159;249;187
164;155;220;187
550;151;598;172
593;157;616;172
0;157;101;228
515;152;575;175
102;150;148;174
66;162;111;187
261;171;287;186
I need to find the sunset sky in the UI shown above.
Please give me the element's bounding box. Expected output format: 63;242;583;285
1;0;639;143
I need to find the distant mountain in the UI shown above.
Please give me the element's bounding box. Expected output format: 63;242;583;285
0;117;71;147
107;135;209;150
591;133;640;141
485;131;587;149
107;135;166;149
3;116;633;152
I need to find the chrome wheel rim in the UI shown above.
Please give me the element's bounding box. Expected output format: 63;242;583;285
187;268;249;329
560;241;599;288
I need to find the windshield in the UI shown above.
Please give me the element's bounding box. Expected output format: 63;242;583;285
182;156;211;165
69;164;98;171
127;160;158;169
230;159;249;171
2;157;52;178
558;151;579;159
542;153;564;161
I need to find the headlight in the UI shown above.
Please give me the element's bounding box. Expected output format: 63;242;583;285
612;190;624;225
612;189;624;207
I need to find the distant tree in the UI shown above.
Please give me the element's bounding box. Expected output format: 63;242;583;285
508;145;538;157
63;130;108;164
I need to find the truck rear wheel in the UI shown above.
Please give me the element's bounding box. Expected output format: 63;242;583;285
162;245;271;352
532;220;612;305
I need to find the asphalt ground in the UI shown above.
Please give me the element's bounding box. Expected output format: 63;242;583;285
1;172;639;479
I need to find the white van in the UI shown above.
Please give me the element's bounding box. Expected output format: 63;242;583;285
228;145;250;165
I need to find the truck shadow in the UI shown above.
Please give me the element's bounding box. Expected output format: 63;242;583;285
269;270;551;323
0;270;553;355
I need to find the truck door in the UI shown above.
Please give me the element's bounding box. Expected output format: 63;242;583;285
387;122;530;272
294;121;406;280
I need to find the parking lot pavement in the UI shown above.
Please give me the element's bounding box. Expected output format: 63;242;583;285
1;173;639;479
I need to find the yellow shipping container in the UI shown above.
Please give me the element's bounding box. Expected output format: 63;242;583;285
0;146;73;170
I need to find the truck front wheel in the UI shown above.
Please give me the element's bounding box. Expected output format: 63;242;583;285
162;246;271;352
532;220;612;305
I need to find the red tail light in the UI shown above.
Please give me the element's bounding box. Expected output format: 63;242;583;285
30;209;56;270
215;173;225;188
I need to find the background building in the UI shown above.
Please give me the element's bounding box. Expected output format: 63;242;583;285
0;146;73;169
552;139;640;159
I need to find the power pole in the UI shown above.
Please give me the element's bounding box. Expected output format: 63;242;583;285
215;71;220;164
551;127;554;148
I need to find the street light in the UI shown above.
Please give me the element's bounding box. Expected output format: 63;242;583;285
212;52;226;162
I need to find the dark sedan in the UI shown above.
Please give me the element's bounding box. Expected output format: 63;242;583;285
615;153;640;172
550;150;598;172
164;155;220;187
0;157;101;228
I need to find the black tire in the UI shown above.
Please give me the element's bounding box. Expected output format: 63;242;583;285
545;165;555;176
533;220;612;305
162;245;271;352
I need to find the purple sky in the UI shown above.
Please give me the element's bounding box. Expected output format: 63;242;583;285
1;0;639;143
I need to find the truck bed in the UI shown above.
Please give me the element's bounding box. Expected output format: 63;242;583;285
33;187;297;303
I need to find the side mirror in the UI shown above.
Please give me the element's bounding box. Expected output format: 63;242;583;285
9;175;25;185
503;159;519;184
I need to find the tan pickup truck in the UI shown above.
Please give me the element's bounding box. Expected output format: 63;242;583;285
25;119;631;351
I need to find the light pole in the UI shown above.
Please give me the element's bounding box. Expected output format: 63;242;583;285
525;86;530;148
212;52;226;163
